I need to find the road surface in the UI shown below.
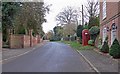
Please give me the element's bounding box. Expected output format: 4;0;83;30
3;42;94;72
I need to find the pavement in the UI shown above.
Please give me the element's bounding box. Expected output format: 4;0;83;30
2;40;48;63
2;42;95;72
78;49;118;72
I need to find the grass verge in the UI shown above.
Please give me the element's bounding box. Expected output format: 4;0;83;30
60;41;95;50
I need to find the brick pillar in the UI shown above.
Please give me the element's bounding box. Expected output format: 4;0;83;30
37;35;41;43
9;34;12;48
29;29;33;47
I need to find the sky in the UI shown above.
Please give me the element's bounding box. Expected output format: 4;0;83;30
42;0;87;33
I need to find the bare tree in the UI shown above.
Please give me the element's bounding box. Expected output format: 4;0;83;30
56;6;80;25
84;0;100;29
85;0;99;19
63;23;76;36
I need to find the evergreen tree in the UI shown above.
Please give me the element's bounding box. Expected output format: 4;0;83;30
110;39;120;58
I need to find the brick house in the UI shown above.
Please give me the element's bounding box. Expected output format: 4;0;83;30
100;0;120;46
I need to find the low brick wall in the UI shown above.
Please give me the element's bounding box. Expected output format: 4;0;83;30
37;35;41;43
32;36;38;46
23;35;30;48
9;34;41;49
95;35;99;48
9;35;23;48
0;32;2;50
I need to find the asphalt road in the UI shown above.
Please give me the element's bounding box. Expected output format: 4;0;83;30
3;42;94;72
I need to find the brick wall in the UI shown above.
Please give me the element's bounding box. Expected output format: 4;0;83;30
118;16;120;44
36;35;41;43
95;35;99;48
9;35;23;48
100;1;120;46
118;1;120;12
31;36;37;46
9;34;41;48
100;17;119;46
23;35;30;48
10;35;31;48
118;1;120;43
0;32;2;50
100;2;119;25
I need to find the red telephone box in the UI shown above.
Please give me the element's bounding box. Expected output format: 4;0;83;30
82;29;90;46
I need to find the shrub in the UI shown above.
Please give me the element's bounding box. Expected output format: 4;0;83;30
98;37;102;45
98;45;102;49
109;39;120;58
50;36;61;41
89;26;100;41
100;37;109;53
88;40;94;46
76;25;83;39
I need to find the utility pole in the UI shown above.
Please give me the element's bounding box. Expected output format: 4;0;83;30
82;5;84;25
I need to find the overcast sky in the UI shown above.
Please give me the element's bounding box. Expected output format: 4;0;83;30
42;0;88;33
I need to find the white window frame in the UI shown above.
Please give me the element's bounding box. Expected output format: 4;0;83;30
111;23;117;45
102;0;107;20
103;27;107;43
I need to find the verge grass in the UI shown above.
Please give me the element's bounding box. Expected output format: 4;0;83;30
60;41;95;50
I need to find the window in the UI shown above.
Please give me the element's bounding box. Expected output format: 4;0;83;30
103;0;107;19
103;27;107;43
111;23;117;45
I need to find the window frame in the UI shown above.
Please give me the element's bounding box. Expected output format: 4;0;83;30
102;0;107;20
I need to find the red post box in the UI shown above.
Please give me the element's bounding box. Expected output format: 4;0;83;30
82;29;90;46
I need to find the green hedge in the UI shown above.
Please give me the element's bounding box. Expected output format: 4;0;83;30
89;26;100;41
88;40;94;46
109;39;120;58
100;37;109;53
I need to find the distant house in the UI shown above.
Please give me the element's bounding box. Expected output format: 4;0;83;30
100;0;120;46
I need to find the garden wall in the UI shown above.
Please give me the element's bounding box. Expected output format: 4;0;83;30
32;36;38;46
9;35;23;48
23;35;30;48
9;34;41;49
95;35;99;48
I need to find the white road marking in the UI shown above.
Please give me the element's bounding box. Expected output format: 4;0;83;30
77;50;101;74
0;42;47;64
0;47;37;64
